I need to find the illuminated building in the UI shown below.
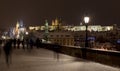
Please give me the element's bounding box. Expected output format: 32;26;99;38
48;31;74;46
12;20;26;39
29;18;114;32
28;19;118;46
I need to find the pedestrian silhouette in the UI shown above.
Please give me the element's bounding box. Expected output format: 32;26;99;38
0;47;2;56
17;39;21;49
35;38;40;48
21;39;25;49
0;39;2;56
29;38;34;52
3;39;12;66
13;38;16;49
39;39;42;47
53;43;60;61
26;38;29;49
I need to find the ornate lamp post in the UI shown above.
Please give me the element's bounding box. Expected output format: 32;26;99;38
84;16;90;48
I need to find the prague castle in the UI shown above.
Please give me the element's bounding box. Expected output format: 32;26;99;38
29;18;114;32
28;18;119;48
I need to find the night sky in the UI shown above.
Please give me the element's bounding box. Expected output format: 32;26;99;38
0;0;120;29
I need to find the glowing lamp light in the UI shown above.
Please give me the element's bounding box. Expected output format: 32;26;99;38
26;32;29;35
84;16;90;24
107;27;111;31
2;36;6;39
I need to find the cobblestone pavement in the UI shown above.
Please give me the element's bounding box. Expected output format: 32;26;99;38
0;48;119;71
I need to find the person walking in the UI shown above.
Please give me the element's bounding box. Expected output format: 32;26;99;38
3;39;13;66
26;38;29;49
53;43;61;61
35;38;40;48
0;39;2;56
17;39;21;49
21;39;25;50
29;38;34;49
13;38;16;49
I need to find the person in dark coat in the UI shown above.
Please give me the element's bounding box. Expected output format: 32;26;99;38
53;43;61;61
17;39;21;49
26;38;29;49
0;39;2;56
21;39;25;49
13;38;16;49
35;38;40;48
29;38;34;49
3;39;12;66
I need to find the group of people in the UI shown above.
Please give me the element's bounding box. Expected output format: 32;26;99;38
3;39;12;66
0;37;62;66
1;38;42;66
12;38;42;49
53;43;61;61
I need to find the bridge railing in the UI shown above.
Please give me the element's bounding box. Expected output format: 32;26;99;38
41;43;120;67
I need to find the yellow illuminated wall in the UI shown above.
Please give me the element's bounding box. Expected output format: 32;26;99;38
29;25;114;32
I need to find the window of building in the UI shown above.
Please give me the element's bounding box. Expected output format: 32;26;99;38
56;35;59;37
65;35;70;37
61;35;63;37
50;35;53;37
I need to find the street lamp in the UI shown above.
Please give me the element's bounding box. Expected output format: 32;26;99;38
84;16;90;48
